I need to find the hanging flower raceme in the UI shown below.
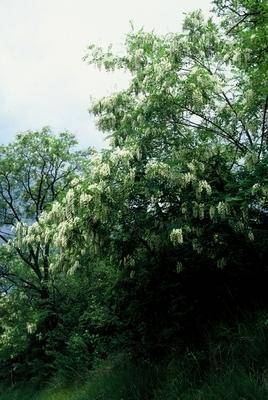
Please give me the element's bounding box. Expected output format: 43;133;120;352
170;228;184;245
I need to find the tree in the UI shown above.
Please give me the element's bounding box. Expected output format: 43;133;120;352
0;128;90;381
0;127;88;290
37;0;267;353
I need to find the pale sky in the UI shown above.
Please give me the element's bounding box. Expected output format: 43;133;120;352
0;0;212;149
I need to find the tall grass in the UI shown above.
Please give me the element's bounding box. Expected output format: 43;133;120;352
1;312;268;400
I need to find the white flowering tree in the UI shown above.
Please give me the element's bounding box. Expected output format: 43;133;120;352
60;0;267;274
64;0;268;351
17;0;266;355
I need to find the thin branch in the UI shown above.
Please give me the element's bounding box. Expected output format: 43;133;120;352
0;267;43;294
221;91;253;146
226;14;249;34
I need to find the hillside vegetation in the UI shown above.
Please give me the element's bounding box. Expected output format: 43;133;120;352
0;0;268;398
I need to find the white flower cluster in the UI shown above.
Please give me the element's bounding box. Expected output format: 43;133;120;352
14;222;35;246
170;228;183;245
50;202;62;219
181;172;196;187
98;95;117;110
91;152;102;165
14;215;57;247
187;162;196;172
98;113;117;130
26;322;37;334
146;160;170;179
54;220;74;248
217;201;229;219
80;193;93;207
0;326;16;345
88;183;101;193
98;163;111;178
199;203;205;220
91;152;111;179
123;168;136;185
154;59;172;78
110;148;134;164
196;180;212;197
70;177;81;188
134;49;145;65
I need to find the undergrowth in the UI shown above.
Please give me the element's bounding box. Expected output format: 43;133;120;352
1;312;268;400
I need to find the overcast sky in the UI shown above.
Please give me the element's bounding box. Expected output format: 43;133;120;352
0;0;211;149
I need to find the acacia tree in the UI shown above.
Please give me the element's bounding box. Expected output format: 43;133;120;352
38;0;267;352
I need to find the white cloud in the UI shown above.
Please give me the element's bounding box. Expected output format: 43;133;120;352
0;0;211;148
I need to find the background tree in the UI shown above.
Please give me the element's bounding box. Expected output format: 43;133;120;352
0;128;90;381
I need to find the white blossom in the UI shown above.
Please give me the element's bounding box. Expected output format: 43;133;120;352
146;160;170;178
98;163;110;177
170;228;183;245
26;323;37;334
217;201;229;219
80;193;93;206
197;180;212;197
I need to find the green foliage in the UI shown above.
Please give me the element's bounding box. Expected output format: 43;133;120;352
0;0;268;395
1;313;268;399
41;0;267;356
0;128;90;381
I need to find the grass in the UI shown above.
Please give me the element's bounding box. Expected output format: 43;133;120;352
1;312;268;400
